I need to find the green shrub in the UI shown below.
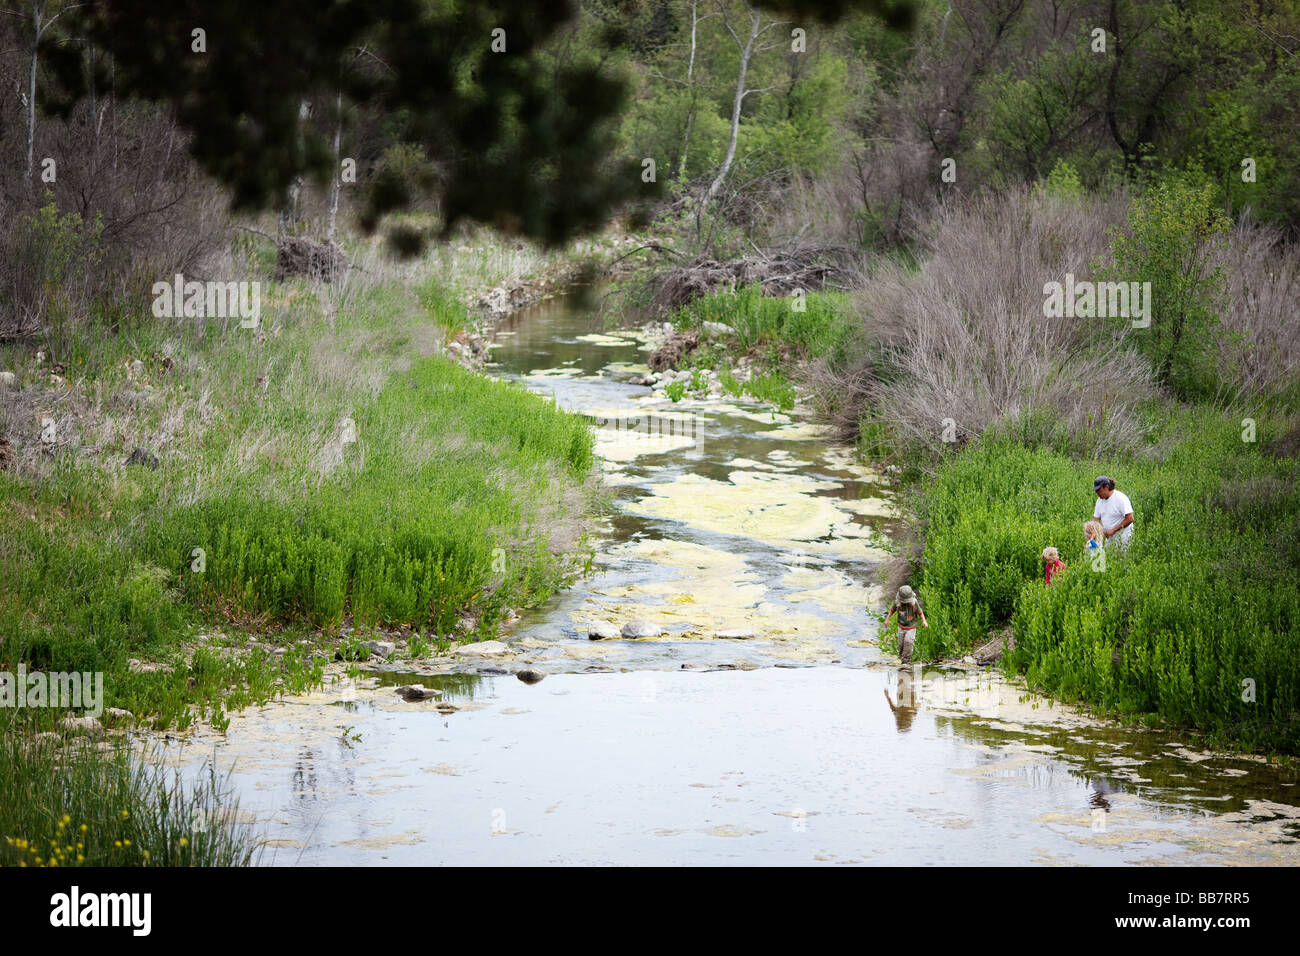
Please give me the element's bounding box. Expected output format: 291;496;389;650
1102;170;1229;400
673;283;852;364
913;409;1300;751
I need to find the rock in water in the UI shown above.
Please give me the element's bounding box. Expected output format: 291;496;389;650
515;669;545;684
452;640;511;656
60;716;102;737
362;640;396;659
621;620;663;638
647;331;700;371
395;685;441;701
716;628;756;640
974;627;1015;666
587;621;620;640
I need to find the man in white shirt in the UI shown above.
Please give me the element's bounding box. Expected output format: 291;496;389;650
1092;476;1134;550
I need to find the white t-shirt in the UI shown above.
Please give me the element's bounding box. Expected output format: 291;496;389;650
1093;490;1134;548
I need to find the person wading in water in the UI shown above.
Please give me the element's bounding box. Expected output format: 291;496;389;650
885;585;928;664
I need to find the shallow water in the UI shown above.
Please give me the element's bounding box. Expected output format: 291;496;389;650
164;295;1299;865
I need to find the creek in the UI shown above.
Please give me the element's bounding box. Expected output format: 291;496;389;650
162;294;1300;865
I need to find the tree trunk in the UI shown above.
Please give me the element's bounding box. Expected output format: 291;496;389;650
697;3;762;232
26;0;44;182
328;89;342;242
677;0;702;179
87;43;97;170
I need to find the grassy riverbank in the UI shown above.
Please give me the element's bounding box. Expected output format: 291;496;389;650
905;411;1300;753
667;282;852;411
0;233;603;734
0;224;622;864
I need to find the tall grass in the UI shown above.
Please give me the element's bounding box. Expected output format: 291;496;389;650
1209;222;1300;410
0;728;256;867
673;282;853;360
905;409;1300;752
151;356;594;633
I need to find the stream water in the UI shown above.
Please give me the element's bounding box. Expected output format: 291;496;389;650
163;295;1300;866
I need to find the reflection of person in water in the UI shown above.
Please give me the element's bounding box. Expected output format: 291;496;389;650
883;665;919;733
1089;777;1112;812
1088;777;1112;831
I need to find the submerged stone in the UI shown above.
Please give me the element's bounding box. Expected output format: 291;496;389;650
395;685;441;701
453;640;511;656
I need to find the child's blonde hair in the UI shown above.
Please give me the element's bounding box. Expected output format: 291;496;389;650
1083;519;1103;543
1041;546;1060;563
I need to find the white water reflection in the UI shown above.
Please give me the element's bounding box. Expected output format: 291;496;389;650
164;668;1300;865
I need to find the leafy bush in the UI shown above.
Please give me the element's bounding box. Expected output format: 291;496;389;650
0;200;103;345
1103;170;1230;401
1038;158;1085;201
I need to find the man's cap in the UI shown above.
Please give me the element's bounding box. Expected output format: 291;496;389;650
1093;475;1111;491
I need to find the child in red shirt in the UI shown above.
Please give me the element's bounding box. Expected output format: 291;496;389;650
1041;546;1066;584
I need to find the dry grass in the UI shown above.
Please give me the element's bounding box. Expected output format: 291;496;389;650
824;188;1159;461
1208;222;1300;408
1;221;616;511
755;137;938;252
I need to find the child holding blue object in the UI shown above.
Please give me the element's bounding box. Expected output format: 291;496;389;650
1084;519;1103;553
